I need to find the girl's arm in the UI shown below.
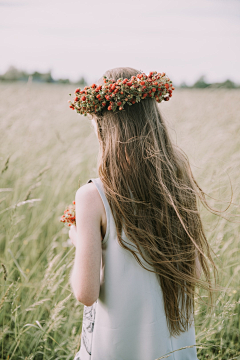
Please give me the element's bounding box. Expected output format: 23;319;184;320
69;183;103;306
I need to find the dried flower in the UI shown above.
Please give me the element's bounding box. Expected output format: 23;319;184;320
69;71;174;116
60;201;76;227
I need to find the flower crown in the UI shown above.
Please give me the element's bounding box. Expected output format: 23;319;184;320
68;71;175;116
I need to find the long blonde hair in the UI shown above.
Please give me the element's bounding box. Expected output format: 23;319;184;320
91;67;218;337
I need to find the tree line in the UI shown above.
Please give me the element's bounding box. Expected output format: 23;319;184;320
180;75;240;89
0;66;239;89
0;66;87;85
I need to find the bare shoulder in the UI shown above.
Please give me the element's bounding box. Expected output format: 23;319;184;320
75;182;107;240
75;182;105;216
76;182;99;199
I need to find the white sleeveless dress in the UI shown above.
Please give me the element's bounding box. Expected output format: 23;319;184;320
73;177;199;360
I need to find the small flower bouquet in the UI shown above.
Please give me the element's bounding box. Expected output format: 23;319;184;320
60;201;76;227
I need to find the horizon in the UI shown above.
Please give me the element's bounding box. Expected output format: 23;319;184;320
1;64;239;87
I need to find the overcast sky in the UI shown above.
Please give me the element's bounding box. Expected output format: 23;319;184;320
0;0;240;86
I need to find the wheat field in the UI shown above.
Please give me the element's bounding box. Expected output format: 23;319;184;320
0;83;240;360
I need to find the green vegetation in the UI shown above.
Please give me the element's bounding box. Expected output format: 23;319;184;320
1;67;239;90
0;83;239;359
0;66;87;86
180;75;240;89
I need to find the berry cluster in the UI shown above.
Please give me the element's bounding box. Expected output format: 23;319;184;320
60;201;76;227
68;71;175;116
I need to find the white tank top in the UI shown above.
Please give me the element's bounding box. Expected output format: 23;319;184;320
73;177;199;360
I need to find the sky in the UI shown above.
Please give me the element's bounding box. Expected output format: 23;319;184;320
0;0;240;86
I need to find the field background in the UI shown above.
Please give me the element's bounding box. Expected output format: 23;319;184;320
0;83;240;360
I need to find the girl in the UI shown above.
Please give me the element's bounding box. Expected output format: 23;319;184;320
68;67;216;360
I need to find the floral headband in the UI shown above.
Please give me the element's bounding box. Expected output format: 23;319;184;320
68;71;175;116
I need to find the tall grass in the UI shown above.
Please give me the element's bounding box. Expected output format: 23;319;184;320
0;83;239;360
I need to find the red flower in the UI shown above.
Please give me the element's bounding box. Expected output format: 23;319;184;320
172;86;175;90
72;201;75;205
69;72;173;116
119;106;123;110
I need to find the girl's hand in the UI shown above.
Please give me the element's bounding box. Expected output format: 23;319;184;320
69;224;78;247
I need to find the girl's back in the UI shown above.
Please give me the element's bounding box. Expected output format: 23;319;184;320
74;177;198;360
